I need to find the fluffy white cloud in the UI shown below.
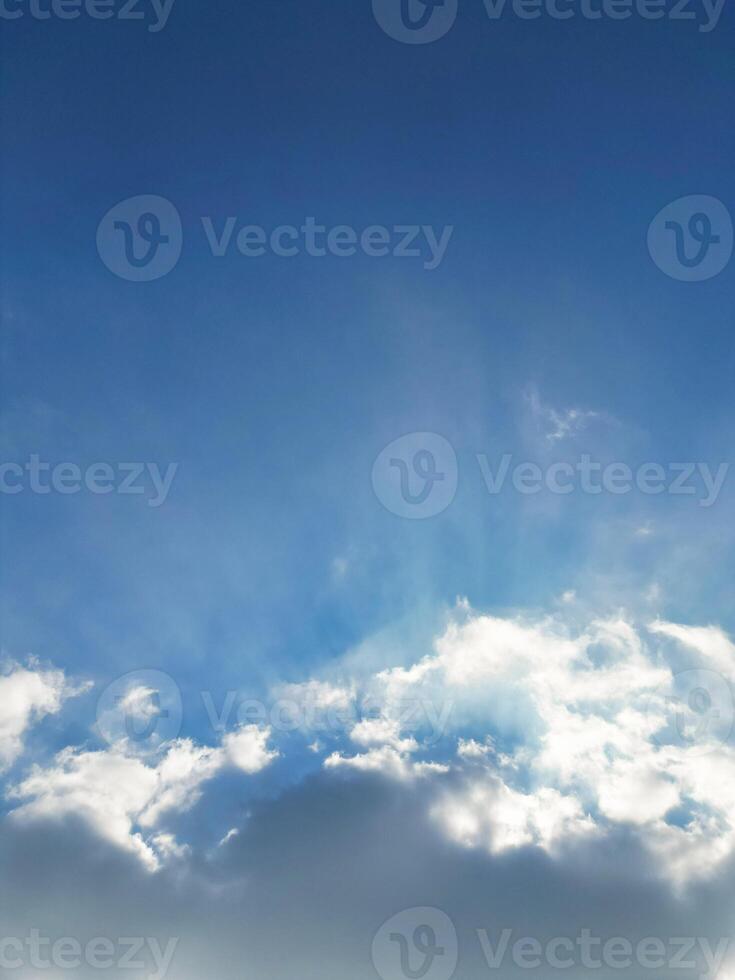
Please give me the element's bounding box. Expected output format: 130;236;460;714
649;620;735;678
305;605;735;888
6;608;735;891
457;737;495;759
223;724;279;773
325;745;448;780
9;725;278;870
324;708;447;779
434;778;596;854
0;662;90;772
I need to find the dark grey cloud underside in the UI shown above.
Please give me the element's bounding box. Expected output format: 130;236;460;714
1;770;732;980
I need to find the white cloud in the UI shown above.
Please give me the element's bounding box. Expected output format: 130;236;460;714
304;605;735;888
223;724;279;773
8;725;278;871
9;745;163;870
117;685;161;724
350;715;417;752
0;662;90;772
324;745;448;781
137;739;226;830
525;387;600;443
218;827;239;847
457;737;495;759
6;610;735;891
324;712;440;779
649;620;735;678
434;778;596;855
273;679;356;734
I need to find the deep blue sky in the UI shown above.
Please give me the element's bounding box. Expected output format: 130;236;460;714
2;6;735;980
2;0;734;750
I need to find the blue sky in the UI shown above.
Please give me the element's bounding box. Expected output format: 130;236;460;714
1;2;735;979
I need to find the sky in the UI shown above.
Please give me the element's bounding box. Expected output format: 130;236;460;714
1;1;735;978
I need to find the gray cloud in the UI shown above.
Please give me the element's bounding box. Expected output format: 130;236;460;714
2;769;734;980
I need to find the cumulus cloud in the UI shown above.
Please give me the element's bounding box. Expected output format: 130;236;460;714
294;605;735;890
325;708;449;779
4;611;735;979
648;620;735;677
0;661;90;772
434;778;596;854
8;725;278;871
223;724;279;773
5;764;733;980
4;607;735;893
325;744;449;780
